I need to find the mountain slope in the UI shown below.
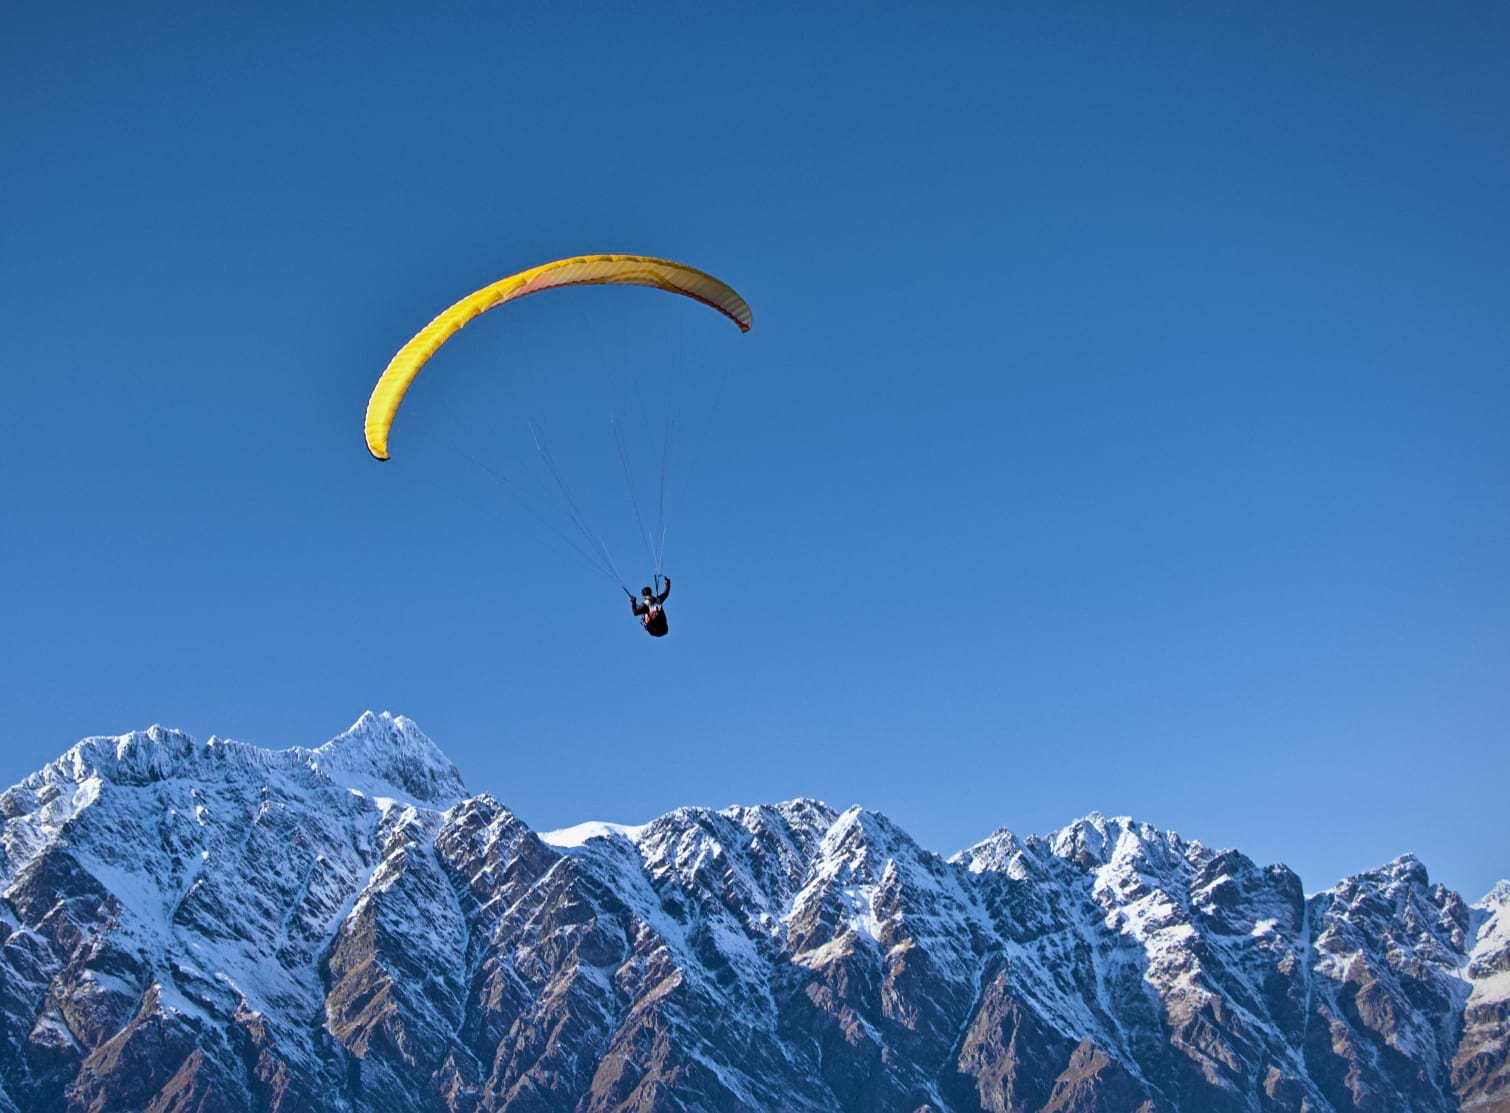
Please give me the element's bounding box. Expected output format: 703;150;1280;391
0;715;1503;1113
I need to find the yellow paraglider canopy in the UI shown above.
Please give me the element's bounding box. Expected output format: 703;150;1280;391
364;254;752;460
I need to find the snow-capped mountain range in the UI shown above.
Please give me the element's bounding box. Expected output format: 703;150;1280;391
1;713;1505;1112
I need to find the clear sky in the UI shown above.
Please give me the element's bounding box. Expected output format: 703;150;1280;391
4;4;1506;898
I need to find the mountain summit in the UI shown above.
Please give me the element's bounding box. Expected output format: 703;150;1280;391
0;716;1505;1112
301;710;468;805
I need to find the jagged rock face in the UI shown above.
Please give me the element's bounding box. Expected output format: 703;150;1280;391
0;717;1503;1112
1456;883;1510;1112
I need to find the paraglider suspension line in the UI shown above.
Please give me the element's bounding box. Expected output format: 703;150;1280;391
449;443;624;589
529;420;630;592
611;412;661;580
653;421;671;574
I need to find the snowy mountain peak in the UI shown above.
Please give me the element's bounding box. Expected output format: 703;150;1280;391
1385;850;1429;879
36;724;198;789
722;797;838;853
949;825;1023;873
815;805;918;876
540;819;645;848
1467;884;1510;1010
1480;879;1510;909
4;713;464;812
1332;852;1435;899
301;710;466;805
1044;811;1196;872
765;796;838;830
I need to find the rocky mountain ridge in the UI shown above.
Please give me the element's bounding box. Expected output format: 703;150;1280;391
1;713;1505;1112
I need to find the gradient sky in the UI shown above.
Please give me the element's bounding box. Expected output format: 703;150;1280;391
4;4;1506;898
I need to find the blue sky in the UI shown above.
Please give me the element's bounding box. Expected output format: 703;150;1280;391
4;4;1506;898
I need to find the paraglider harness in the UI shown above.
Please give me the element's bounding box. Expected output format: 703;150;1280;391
630;577;671;637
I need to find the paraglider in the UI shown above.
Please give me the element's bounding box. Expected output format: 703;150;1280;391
363;255;749;638
630;578;672;637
